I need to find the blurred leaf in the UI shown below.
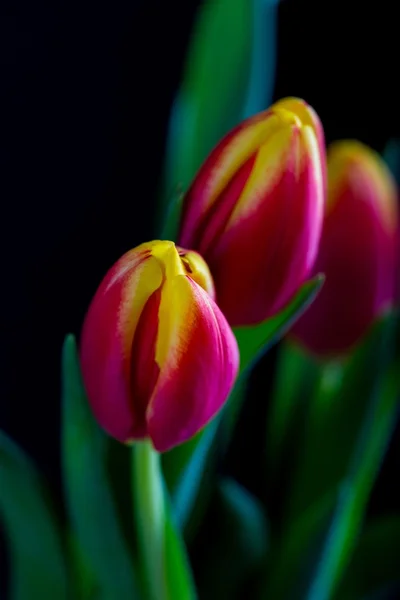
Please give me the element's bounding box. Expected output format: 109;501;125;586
160;189;184;242
242;0;279;119
383;138;400;185
0;431;69;600
335;516;400;600
200;478;269;600
266;340;320;479
162;419;219;531
163;276;323;531
288;313;396;521
305;362;400;600
262;491;336;599
61;335;140;599
160;0;253;224
263;313;398;600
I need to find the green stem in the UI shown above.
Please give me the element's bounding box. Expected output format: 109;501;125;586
132;440;168;600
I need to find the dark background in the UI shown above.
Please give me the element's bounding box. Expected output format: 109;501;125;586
1;0;399;592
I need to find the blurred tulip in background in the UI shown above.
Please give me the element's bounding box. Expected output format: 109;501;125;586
292;140;398;357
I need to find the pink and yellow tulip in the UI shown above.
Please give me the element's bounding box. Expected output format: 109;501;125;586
80;240;239;452
292;141;398;357
178;97;325;326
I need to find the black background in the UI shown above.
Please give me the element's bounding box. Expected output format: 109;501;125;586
1;0;399;593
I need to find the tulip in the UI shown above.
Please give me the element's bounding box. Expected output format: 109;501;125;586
291;141;398;357
80;240;239;452
178;97;325;326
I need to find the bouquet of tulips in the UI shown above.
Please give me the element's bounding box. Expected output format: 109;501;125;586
1;2;399;599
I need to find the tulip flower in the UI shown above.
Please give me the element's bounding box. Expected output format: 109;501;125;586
291;141;398;357
178;97;325;326
80;240;239;452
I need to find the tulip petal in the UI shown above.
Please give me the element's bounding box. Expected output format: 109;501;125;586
146;275;239;452
80;249;163;442
273;97;326;186
177;247;216;299
179;111;282;248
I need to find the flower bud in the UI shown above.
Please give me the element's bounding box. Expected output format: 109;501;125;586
80;241;239;452
292;141;398;357
178;97;325;326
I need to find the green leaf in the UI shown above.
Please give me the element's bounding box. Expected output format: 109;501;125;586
162;418;220;531
266;340;320;481
261;491;337;599
61;334;139;599
335;516;400;600
160;189;184;242
199;478;269;600
159;0;253;225
242;0;279;119
0;431;69;600
287;313;395;521
305;361;400;600
263;313;399;600
163;275;324;532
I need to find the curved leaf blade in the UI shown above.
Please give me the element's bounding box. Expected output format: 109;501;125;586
61;334;139;598
0;431;69;600
160;0;253;223
306;361;400;600
242;0;279;119
288;313;396;521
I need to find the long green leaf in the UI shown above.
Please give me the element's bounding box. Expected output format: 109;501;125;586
242;0;279;119
61;335;139;599
0;431;69;600
262;491;337;599
162;419;219;531
262;314;398;600
163;275;324;530
266;340;320;481
159;0;253;225
160;0;279;239
287;313;395;521
306;362;400;600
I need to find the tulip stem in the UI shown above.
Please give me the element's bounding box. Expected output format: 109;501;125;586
132;440;168;600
